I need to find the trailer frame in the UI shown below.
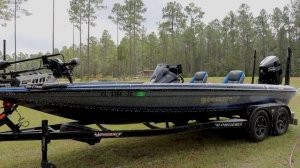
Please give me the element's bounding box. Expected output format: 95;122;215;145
0;103;297;168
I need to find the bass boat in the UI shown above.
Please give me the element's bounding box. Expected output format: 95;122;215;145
0;51;296;125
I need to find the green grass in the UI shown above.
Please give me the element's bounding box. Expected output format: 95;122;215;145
0;77;300;168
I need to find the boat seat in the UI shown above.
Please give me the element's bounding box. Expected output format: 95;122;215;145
223;70;245;84
190;71;208;83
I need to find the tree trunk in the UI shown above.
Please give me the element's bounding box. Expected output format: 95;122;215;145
129;32;132;77
72;22;75;58
87;0;90;82
133;0;136;76
79;12;83;81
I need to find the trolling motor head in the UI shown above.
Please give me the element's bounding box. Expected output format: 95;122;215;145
150;64;183;83
0;61;10;70
258;56;282;85
43;57;79;83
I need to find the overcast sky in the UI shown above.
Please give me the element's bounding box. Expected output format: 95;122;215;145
0;0;290;55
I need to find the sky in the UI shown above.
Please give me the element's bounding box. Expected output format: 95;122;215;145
0;0;290;55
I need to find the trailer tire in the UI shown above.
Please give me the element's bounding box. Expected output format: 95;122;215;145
248;110;270;142
273;107;290;136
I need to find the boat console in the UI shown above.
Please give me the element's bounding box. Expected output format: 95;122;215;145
150;64;184;83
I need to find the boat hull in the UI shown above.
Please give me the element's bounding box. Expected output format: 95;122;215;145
0;83;296;124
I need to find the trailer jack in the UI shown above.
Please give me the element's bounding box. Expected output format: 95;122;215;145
41;120;56;168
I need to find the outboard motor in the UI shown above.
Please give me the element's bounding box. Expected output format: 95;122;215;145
150;64;183;83
258;56;282;85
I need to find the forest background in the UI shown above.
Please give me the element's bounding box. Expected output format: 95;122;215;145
1;0;300;80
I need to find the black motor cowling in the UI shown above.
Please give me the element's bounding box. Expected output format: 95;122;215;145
150;64;183;83
258;56;282;85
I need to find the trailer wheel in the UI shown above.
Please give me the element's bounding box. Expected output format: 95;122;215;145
273;107;290;136
248;110;270;142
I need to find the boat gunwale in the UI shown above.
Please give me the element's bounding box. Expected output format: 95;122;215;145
0;83;296;94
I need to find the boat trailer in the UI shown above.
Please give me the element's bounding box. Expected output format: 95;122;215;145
0;120;249;168
0;102;297;168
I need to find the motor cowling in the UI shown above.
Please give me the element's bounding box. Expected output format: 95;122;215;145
258;56;282;85
150;64;183;83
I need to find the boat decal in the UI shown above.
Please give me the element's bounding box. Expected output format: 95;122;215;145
93;91;124;97
136;91;146;97
200;97;235;104
94;132;122;137
215;122;243;127
127;91;134;96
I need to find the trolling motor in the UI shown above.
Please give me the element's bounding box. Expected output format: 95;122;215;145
0;53;79;85
42;57;79;83
150;64;184;83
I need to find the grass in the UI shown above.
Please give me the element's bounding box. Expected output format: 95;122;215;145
0;77;300;168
